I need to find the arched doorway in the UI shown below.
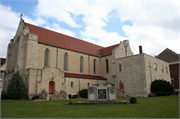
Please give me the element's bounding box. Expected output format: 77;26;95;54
119;83;124;92
49;81;54;94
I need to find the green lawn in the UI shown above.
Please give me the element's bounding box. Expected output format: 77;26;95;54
1;96;179;118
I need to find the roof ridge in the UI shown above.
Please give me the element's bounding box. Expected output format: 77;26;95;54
24;22;105;49
156;48;178;57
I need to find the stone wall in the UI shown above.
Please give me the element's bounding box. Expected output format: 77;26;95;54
144;54;171;94
115;54;146;97
114;53;171;97
26;67;64;98
100;55;113;84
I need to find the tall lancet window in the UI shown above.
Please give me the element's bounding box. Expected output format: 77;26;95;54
80;56;84;73
94;59;96;74
106;59;109;74
64;53;68;71
44;48;50;67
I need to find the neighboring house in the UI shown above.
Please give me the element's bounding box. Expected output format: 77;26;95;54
0;58;6;90
2;18;171;99
156;48;179;91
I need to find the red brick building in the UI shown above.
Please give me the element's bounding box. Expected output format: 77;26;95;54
156;48;179;90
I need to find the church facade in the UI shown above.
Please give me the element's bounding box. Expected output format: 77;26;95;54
2;18;171;99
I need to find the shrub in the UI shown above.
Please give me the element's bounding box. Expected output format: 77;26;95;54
35;95;39;99
7;71;26;99
31;95;40;100
151;79;175;96
148;93;156;97
175;91;179;96
1;93;9;99
129;97;137;104
79;89;88;98
68;94;72;99
72;95;78;99
32;97;35;100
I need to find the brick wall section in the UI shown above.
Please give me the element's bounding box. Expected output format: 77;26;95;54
169;64;179;89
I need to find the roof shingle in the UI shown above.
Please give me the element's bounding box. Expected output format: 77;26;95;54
99;44;119;57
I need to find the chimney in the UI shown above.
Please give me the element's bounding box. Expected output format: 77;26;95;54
139;45;143;54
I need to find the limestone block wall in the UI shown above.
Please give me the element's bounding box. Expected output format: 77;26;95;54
16;31;28;76
25;33;38;70
37;43;101;76
112;40;133;63
38;44;57;68
100;55;113;84
27;67;64;98
144;54;171;94
115;54;146;97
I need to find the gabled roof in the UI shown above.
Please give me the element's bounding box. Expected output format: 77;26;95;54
156;48;179;63
24;22;104;57
99;44;119;57
64;73;107;80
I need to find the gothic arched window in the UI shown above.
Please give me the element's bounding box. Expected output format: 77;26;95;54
93;59;96;74
119;64;122;72
64;53;68;71
44;48;50;67
80;56;84;73
106;59;109;74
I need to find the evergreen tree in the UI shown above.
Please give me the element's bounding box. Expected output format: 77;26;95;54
7;71;26;99
151;79;174;96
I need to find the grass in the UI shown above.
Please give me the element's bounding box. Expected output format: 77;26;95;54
1;96;179;118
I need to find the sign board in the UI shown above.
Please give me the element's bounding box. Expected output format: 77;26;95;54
97;89;107;100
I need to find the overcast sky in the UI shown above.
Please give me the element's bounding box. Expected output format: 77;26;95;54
0;0;179;58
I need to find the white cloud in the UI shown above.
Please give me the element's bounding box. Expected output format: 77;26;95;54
0;0;179;58
33;0;179;56
0;4;20;58
34;0;81;27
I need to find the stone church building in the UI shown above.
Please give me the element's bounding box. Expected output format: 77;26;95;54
2;18;171;99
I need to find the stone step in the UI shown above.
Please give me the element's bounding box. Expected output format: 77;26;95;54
49;95;67;100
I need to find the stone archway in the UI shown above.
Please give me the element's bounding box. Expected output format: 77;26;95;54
49;81;55;94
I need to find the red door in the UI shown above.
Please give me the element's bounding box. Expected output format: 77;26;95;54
49;81;53;94
119;83;124;92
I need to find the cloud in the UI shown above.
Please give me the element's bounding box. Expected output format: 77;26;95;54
33;0;179;56
45;23;75;37
0;4;20;58
0;1;179;58
34;0;81;27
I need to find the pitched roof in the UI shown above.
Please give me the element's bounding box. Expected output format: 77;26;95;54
24;22;104;57
99;44;119;57
64;73;107;80
0;58;6;66
156;48;179;63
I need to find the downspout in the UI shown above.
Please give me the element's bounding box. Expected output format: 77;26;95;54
88;55;90;75
56;48;58;68
36;69;38;95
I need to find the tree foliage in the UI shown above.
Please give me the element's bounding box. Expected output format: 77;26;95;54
7;71;26;99
151;79;174;96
